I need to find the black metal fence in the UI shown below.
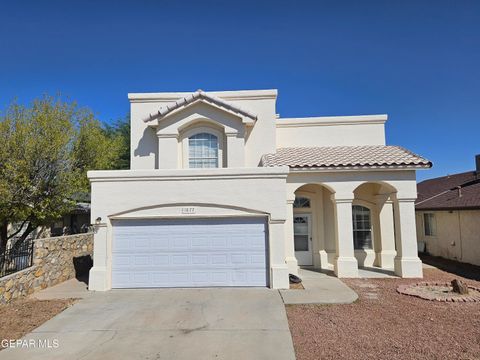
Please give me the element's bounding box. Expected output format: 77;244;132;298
0;238;35;278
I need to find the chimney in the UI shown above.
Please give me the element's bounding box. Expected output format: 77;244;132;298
476;154;480;174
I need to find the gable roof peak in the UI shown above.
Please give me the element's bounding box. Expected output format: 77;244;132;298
145;89;257;124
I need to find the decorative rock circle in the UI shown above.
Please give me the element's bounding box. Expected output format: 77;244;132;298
397;282;480;302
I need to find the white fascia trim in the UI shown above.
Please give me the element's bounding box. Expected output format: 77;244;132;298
276;114;388;128
88;167;290;182
128;89;278;103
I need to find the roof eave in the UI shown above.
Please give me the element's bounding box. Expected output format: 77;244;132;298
415;205;480;211
277;164;431;172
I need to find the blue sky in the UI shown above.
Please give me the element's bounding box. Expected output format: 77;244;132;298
0;0;479;180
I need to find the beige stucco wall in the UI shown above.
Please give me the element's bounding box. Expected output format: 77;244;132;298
285;169;420;277
129;90;389;171
291;180;397;271
276;115;387;148
87;167;290;290
129;90;278;170
416;209;480;266
92;88;425;285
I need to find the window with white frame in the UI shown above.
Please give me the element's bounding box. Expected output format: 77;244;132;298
188;132;219;168
423;213;436;236
352;205;373;250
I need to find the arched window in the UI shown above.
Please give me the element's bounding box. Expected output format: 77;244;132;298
293;196;311;209
352;205;373;249
188;132;219;168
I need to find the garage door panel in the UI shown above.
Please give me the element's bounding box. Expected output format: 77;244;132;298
112;270;267;288
153;255;169;265
134;256;149;266
113;252;267;268
112;218;268;288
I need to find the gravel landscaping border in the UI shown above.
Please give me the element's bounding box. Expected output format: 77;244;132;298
286;264;480;360
397;282;480;302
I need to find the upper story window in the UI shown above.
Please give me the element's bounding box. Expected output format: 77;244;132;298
293;196;311;209
188;132;219;168
423;213;436;236
352;205;373;249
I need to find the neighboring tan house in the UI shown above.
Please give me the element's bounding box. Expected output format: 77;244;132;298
416;155;480;266
87;89;431;291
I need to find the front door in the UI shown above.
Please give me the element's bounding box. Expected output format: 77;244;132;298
294;214;312;266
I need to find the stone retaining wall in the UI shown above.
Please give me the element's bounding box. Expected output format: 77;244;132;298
0;233;93;303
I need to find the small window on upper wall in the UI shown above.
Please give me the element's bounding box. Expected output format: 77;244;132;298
424;213;436;236
293;196;311;209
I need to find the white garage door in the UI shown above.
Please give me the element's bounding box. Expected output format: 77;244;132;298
111;217;268;288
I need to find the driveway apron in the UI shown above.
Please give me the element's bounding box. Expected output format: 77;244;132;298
0;288;295;360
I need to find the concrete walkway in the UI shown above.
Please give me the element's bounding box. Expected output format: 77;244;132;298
31;277;92;300
280;268;358;304
3;288;295;360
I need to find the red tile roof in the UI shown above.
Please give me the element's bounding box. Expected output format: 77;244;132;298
416;171;480;210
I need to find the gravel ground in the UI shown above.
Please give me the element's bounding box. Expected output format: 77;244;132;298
286;261;480;360
0;298;75;347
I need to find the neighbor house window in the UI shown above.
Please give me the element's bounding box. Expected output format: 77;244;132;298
424;213;436;236
188;133;218;168
293;196;311;209
352;205;373;250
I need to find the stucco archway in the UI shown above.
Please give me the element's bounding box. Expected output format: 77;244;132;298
352;181;398;269
285;183;337;273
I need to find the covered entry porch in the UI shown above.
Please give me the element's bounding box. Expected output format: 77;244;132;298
284;170;424;278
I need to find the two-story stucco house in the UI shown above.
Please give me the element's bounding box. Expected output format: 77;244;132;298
88;89;431;290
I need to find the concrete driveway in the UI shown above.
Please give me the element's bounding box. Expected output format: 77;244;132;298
1;288;295;360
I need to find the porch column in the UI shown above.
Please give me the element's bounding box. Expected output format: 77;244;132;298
284;196;298;275
374;196;396;268
89;224;109;291
333;195;358;277
393;197;423;277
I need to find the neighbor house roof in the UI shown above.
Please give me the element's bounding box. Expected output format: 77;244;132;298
261;145;432;170
71;202;91;215
416;171;480;210
145;89;257;124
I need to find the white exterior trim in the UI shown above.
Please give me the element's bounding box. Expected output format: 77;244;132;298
276;114;388;128
128;89;278;103
88;167;289;183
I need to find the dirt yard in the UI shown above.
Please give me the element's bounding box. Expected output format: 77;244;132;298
0;298;75;346
286;257;480;360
